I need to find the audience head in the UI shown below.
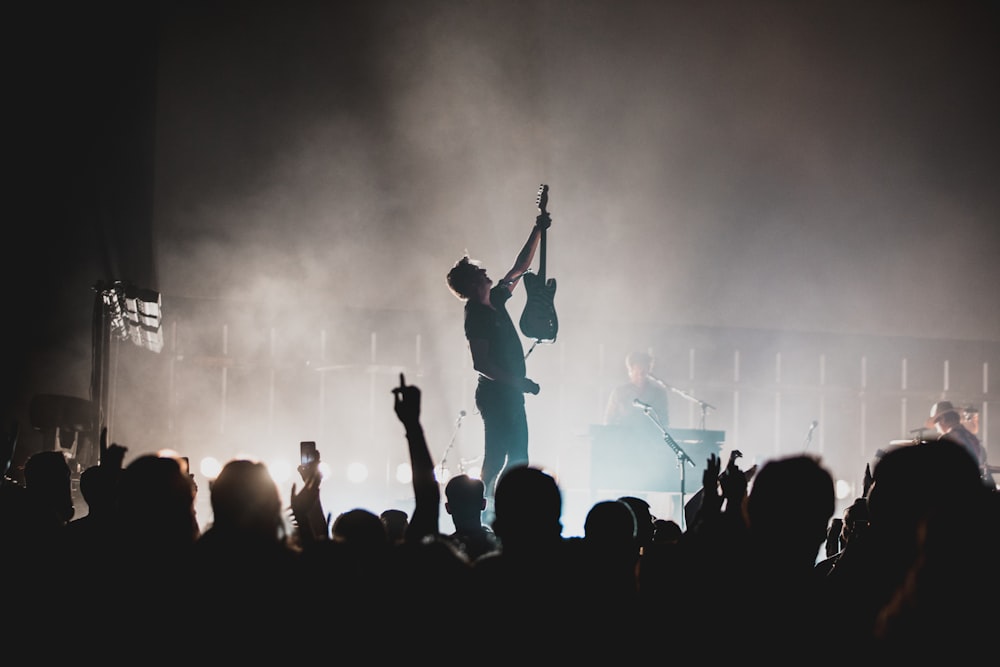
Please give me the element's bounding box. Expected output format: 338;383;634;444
617;495;655;551
445;474;487;519
867;439;987;539
208;459;286;541
584;499;637;547
745;454;835;562
78;464;118;517
333;508;389;550
652;518;682;544
380;508;409;544
117;453;199;550
23;449;75;524
491;465;562;546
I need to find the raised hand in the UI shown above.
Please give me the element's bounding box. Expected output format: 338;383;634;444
99;426;128;469
703;453;722;491
390;372;439;541
290;456;329;544
392;372;421;426
719;450;749;510
699;453;724;517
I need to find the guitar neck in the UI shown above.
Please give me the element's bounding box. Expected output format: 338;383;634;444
534;183;549;282
537;226;547;280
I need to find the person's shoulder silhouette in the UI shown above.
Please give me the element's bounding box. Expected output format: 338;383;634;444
863;439;998;659
190;458;301;645
2;449;75;620
582;499;640;605
734;454;836;656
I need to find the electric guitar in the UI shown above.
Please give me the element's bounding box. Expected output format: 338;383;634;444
519;184;558;341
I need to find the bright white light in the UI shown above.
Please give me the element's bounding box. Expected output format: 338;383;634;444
395;462;412;484
268;458;294;485
346;461;368;484
835;478;853;500
200;456;223;480
269;459;331;486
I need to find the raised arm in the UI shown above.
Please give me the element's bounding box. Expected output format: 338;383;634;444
497;210;551;293
392;373;439;542
290;446;330;545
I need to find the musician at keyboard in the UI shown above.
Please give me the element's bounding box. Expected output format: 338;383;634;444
603;350;670;437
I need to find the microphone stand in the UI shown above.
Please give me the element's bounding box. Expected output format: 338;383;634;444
636;401;697;531
439;411;466;480
649;374;716;429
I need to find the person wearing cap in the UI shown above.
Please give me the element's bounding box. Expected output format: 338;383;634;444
926;400;992;487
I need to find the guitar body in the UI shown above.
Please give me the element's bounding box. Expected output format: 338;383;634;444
520;271;558;340
519;184;559;341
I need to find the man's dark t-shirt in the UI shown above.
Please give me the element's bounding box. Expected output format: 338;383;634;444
464;284;525;390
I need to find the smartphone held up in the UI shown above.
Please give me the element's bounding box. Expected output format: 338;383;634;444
300;441;318;467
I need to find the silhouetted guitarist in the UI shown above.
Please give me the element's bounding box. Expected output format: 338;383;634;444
445;195;552;519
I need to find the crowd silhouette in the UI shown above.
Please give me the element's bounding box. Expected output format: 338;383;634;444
2;374;997;660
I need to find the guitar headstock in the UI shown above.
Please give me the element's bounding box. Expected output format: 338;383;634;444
536;183;549;214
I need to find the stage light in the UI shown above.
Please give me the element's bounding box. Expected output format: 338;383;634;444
95;280;163;353
200;456;224;480
268;458;295;485
346;461;369;484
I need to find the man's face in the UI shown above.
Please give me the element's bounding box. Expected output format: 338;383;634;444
627;363;648;384
933;412;957;434
472;265;492;295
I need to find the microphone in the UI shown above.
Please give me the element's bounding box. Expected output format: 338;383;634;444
633;398;653;411
804;420;818;450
